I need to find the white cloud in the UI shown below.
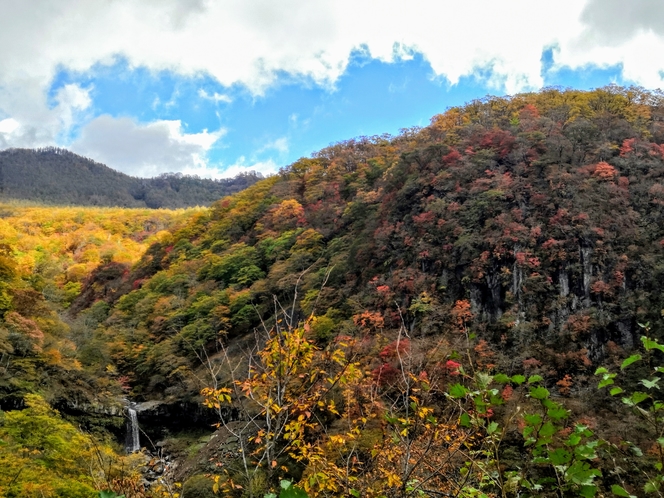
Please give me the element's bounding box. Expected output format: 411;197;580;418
220;157;279;178
554;0;664;88
68;114;278;179
198;89;233;104
68;116;287;179
2;0;664;173
0;1;587;106
54;83;93;133
257;137;289;155
70;115;226;177
55;84;92;111
0;118;19;134
578;0;664;44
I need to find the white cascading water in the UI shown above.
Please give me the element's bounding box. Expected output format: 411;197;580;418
126;407;140;452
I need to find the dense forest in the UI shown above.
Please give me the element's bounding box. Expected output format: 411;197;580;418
4;86;664;497
0;147;261;208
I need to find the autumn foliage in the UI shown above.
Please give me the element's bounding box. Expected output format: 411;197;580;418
5;86;664;496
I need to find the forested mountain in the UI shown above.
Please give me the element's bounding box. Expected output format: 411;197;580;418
4;86;664;497
0;147;261;208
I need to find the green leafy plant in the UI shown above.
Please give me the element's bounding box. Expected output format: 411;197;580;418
99;491;126;498
595;323;664;496
264;480;309;498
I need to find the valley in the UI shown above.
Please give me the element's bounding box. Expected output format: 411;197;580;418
3;86;664;497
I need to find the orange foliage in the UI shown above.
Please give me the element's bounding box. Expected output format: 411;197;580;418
0;203;195;285
379;338;411;360
522;358;542;370
270;199;306;229
353;311;385;331
474;339;495;369
593;161;618;180
5;311;44;353
620;138;636;156
591;280;612;296
556;374;573;396
451;300;473;328
519;103;540;120
565;313;595;339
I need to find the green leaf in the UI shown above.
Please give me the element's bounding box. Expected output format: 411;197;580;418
547;406;569;421
594;367;609;375
523;436;536;446
459;413;471;427
566;434;582;447
493;373;510;384
511;374;526;385
610;387;624;396
627;392;649;405
281;486;309;498
566;461;601;486
487;421;499;435
350;489;360;498
529;386;550;400
549;447;572;465
449;383;468;399
611;484;636;497
523;414;542;426
384;414;398;424
598;375;616;388
575;424;593;437
575;444;599;460
474;396;488;413
645;480;660;493
528;375;543;384
476;372;493;389
539;421;557;438
489;394;505;406
621;354;642;370
629;444;643;457
579;485;598;498
281;480;293;490
641;336;664;353
279;481;308;498
641;378;660;390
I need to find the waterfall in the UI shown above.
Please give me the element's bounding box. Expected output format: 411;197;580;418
125;407;140;453
580;245;592;302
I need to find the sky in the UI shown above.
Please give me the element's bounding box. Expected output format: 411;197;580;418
0;0;662;179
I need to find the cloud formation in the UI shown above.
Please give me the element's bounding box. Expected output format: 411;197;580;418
71;116;226;178
0;0;663;176
557;0;664;88
579;0;664;43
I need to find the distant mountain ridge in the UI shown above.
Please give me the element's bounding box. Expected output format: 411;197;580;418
0;147;261;208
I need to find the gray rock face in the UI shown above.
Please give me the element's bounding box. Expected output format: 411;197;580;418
134;400;167;413
65;399;126;416
121;399;230;450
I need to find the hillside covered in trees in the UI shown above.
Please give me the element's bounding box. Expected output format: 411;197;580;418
4;86;664;497
0;147;261;208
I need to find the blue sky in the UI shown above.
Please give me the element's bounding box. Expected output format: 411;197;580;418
0;0;661;178
46;51;624;176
